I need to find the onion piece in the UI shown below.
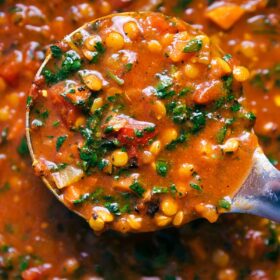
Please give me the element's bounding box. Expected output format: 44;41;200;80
52;165;84;189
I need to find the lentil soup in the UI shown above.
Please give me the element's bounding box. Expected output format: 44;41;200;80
28;12;257;233
0;0;280;279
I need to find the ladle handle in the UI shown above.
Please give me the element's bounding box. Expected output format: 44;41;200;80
232;149;280;223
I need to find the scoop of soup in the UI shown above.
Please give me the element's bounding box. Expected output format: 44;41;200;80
28;12;257;233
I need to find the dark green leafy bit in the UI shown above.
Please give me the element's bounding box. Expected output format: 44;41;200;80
73;188;104;205
152;186;169;194
190;182;203;192
223;54;232;62
130;182;145;197
52;120;60;127
26;96;32;108
50;45;63;59
230;100;241;112
155;73;175;99
216;126;228;144
173;0;192;12
0;182;10;194
166;101;189;124
152;185;180;197
42;50;82;85
78;104;121;172
244;112;256;121
166;130;188;150
91;42;106;64
218;198;232;209
190;109;206;133
183;39;203;53
156;160;169;177
17;137;29;157
56;135;67;151
104;202;121;215
107;71;124;85
124;63;133;72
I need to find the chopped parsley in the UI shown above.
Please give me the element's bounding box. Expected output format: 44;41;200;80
190;182;203;192
218;197;232;209
155;73;175;99
183;39;203;53
129;182;145;197
152;186;169;194
216;126;228;144
91;41;106;64
107;70;124;85
42;50;82;85
17;137;29;157
56;135;67;151
50;45;63;59
156;160;169;177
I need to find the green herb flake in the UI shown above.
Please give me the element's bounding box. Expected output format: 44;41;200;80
26;96;32;108
104;202;121;215
135;129;144;138
17;137;29;157
183;39;203;53
124;63;133;72
129;182;145;197
107;71;124;86
230;101;241;112
218;197;232;209
190;182;203;192
156;160;169;177
50;45;63;59
52;120;60;127
56;135;67;151
244;112;256;121
152;186;169;194
216;126;227;144
223;54;232;62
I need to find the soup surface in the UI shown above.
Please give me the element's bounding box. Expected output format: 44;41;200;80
0;0;280;279
28;12;257;233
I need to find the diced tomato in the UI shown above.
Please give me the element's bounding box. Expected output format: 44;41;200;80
117;127;156;146
0;50;23;86
65;87;91;105
49;84;81;127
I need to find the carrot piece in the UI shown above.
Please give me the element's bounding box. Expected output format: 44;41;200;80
205;3;245;30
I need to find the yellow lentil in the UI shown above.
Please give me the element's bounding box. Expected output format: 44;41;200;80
173;211;184;226
178;163;194;178
83;74;102;91
111;150;129;167
123;21;139;39
90;97;104;113
89;216;105;231
155;214;172;227
160;197;178;216
149;140;161;155
233;66;250;82
105;32;125;50
147;40;162;53
184;63;200;79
